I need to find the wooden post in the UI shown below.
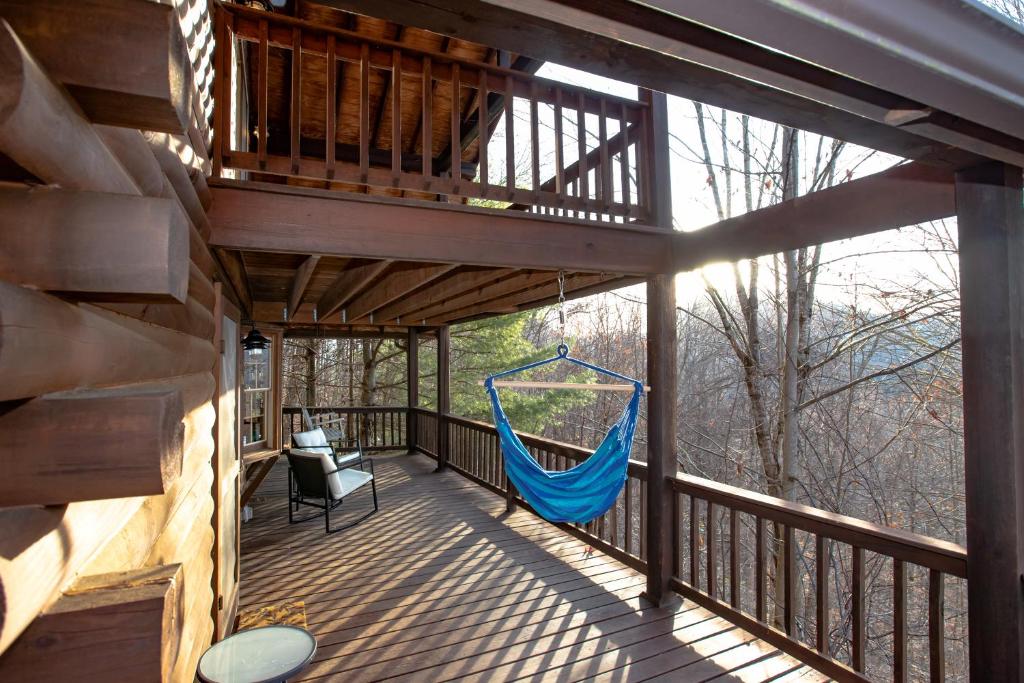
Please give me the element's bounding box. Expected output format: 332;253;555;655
407;327;418;454
642;90;676;607
956;161;1024;682
435;325;450;471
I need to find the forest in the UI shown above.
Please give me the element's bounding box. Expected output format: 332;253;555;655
277;40;982;678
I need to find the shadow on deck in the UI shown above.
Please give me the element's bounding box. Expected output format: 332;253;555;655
240;452;826;682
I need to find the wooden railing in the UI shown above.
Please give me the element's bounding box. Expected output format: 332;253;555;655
411;407;967;682
282;406;407;451
671;476;966;682
214;4;652;223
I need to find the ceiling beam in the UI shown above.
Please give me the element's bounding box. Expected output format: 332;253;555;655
315;0;980;167
0;0;192;133
427;272;620;323
213;248;253;318
372;267;518;323
317;259;393;320
672;161;956;272
208;180;671;274
345;263;459;322
406;271;559;324
638;0;1024;144
286;255;320;321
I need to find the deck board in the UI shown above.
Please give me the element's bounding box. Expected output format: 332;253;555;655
241;452;828;682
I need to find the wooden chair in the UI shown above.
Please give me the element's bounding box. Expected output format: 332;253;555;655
286;444;378;534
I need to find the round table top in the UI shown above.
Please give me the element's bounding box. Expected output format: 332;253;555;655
197;625;317;683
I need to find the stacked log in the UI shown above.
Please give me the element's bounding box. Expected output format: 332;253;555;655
0;7;228;681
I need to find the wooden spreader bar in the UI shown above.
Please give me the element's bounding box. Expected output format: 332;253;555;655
479;380;650;393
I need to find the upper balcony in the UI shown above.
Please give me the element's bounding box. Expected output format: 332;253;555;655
212;3;657;227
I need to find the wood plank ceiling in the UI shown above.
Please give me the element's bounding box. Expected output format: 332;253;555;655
236;1;639;331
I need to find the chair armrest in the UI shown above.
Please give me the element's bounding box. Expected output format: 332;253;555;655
326;458;373;476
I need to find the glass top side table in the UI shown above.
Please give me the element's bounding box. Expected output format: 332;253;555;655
197;625;317;683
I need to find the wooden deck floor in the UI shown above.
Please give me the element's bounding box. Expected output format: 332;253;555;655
240;452;827;682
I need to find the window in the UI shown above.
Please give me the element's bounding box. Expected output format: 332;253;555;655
243;345;271;447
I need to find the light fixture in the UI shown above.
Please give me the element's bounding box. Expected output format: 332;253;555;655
241;324;271;352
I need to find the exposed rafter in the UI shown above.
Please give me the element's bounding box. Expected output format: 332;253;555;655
373;267;518;323
317;259;393;320
344;263;458;322
286;255;320;321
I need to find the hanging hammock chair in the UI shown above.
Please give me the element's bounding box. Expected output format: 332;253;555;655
484;344;645;523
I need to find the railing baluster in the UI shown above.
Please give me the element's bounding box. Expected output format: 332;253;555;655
450;62;460;195
929;569;945;682
690;495;699;587
852;545;865;671
784;525;795;636
816;535;830;654
359;43;370;184
422;57;433;181
325;35;336;179
554;88;566;206
478;68;489;194
530;81;540;202
576;92;589;212
624;477;634;555
290;27;301;174
755;515;765;622
619;102;631;212
729;508;740;608
504;75;515;199
707;501;717;599
257;19;268;168
391;49;402;185
894;559;907;682
599;98;611;213
639;479;647;560
213;8;227;176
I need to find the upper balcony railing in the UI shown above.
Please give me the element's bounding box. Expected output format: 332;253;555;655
213;4;654;224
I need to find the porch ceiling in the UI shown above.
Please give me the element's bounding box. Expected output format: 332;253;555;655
240;249;638;329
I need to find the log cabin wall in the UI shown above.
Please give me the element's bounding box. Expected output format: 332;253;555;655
0;1;229;681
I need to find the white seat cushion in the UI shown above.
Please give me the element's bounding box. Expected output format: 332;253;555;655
293;427;329;448
291;448;371;500
333;469;374;499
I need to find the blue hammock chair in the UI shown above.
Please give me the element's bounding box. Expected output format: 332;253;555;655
484;344;644;523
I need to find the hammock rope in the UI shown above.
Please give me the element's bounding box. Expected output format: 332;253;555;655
484;344;644;523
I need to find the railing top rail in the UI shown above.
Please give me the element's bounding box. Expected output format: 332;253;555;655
673;472;967;577
283;405;408;412
219;2;648;113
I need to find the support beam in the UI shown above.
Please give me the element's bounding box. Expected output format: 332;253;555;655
208;181;671;274
956;161;1024;682
0;187;188;303
404;271;557;324
643;273;678;606
673;162;956;272
317;259;394;321
436;325;451;472
345;264;458;322
313;0;980;168
0;564;184;682
287;255;321;321
0;0;193;132
407;327;419;454
0;383;184;506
